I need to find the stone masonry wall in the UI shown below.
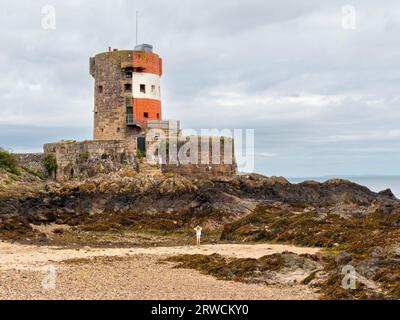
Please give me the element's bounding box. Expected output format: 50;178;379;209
161;163;237;176
91;50;135;141
44;140;137;182
43;135;236;181
157;136;238;176
15;153;48;178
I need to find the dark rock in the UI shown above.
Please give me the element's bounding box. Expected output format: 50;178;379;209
1;173;400;235
378;189;396;199
335;252;352;266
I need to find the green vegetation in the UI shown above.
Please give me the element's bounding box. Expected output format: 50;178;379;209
81;151;90;161
9;174;18;181
23;166;44;179
220;136;233;145
136;148;146;159
43;154;57;173
0;148;20;176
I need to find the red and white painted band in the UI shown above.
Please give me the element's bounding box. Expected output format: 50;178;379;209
132;72;161;100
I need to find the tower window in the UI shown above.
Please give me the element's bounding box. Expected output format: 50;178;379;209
98;85;103;93
125;71;132;79
140;84;146;93
126;97;133;107
144;112;149;118
124;83;132;92
126;107;133;124
151;85;156;94
156;113;160;119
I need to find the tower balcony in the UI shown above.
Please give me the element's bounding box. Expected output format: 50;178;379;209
126;114;147;128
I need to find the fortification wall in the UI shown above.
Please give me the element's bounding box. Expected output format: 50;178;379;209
43;134;237;181
156;136;238;176
44;140;137;182
161;163;237;176
15;153;48;178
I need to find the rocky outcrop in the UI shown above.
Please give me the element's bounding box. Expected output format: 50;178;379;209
1;173;399;228
1;171;400;299
166;252;324;286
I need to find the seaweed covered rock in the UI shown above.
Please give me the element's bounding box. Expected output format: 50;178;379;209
165;252;323;285
1;172;399;240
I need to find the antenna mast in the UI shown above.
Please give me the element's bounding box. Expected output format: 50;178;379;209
136;11;139;45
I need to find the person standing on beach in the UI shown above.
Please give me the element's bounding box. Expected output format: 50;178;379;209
194;226;203;246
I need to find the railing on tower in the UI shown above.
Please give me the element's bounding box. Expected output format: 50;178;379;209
126;114;147;128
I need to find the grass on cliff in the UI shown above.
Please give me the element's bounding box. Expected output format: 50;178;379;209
0;148;20;176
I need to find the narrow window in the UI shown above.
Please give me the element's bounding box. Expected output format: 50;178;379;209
144;112;149;118
98;85;103;93
126;97;133;107
126;108;133;124
124;83;132;92
126;71;132;79
151;85;156;94
156;113;160;119
140;84;146;93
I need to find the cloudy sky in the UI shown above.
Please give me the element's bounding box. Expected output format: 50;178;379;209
1;0;400;177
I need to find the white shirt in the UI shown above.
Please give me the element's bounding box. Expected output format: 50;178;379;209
194;227;202;237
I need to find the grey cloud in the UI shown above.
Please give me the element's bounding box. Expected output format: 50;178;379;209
0;0;400;177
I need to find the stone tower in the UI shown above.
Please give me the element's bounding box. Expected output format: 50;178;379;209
89;44;163;141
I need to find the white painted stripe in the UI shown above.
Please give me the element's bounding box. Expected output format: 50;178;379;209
132;72;161;100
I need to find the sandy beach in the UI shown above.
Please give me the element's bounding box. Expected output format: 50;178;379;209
0;241;320;300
